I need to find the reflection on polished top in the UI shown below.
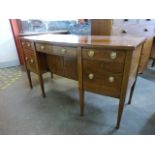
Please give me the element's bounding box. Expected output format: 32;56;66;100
21;34;145;50
19;30;69;36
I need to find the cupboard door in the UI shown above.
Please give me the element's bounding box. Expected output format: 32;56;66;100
46;55;64;76
64;56;78;80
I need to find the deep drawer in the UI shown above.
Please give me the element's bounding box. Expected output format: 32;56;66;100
83;59;124;74
83;68;122;98
24;51;37;73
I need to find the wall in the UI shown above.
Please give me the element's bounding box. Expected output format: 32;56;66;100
0;19;19;68
10;19;24;65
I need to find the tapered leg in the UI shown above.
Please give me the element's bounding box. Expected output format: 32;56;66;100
38;74;46;98
116;99;125;129
77;47;84;116
79;89;84;116
26;70;33;89
128;81;136;105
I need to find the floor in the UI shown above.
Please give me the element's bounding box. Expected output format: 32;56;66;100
0;65;155;135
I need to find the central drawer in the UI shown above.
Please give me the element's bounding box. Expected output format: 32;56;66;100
36;43;76;57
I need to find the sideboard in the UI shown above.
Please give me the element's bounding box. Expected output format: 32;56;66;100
20;34;145;129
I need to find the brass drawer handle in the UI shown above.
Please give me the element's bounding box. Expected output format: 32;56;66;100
88;50;95;57
122;30;127;34
110;52;117;60
61;48;67;54
22;42;25;46
27;43;31;47
144;28;148;32
88;73;94;80
41;45;45;50
30;59;34;64
25;57;28;61
108;76;115;83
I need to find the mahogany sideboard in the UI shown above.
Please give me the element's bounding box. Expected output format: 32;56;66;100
20;34;145;129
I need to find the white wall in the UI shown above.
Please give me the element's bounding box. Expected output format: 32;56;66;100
0;19;19;68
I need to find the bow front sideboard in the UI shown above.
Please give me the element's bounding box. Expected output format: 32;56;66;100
20;34;145;129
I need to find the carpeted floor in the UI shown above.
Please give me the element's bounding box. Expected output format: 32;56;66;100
0;67;22;90
0;65;155;135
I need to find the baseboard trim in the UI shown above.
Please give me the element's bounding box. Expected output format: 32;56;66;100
0;60;20;68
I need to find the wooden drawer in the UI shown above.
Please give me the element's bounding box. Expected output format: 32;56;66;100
83;68;122;98
122;25;154;37
21;40;35;51
53;46;77;57
36;43;77;57
83;59;124;74
113;19;138;26
138;19;155;24
82;48;125;63
112;25;155;37
121;25;155;37
123;19;138;25
24;51;37;73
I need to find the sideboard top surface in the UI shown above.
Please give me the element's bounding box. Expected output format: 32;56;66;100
21;34;145;50
19;30;69;37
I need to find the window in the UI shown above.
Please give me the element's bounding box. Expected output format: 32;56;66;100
20;19;91;35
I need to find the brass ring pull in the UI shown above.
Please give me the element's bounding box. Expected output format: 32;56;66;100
88;50;95;57
27;43;31;47
25;57;28;61
30;59;34;64
108;76;115;83
122;30;127;34
61;48;67;54
144;28;148;32
110;52;117;60
41;45;45;50
88;73;94;80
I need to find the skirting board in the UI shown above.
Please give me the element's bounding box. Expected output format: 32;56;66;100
0;60;20;68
